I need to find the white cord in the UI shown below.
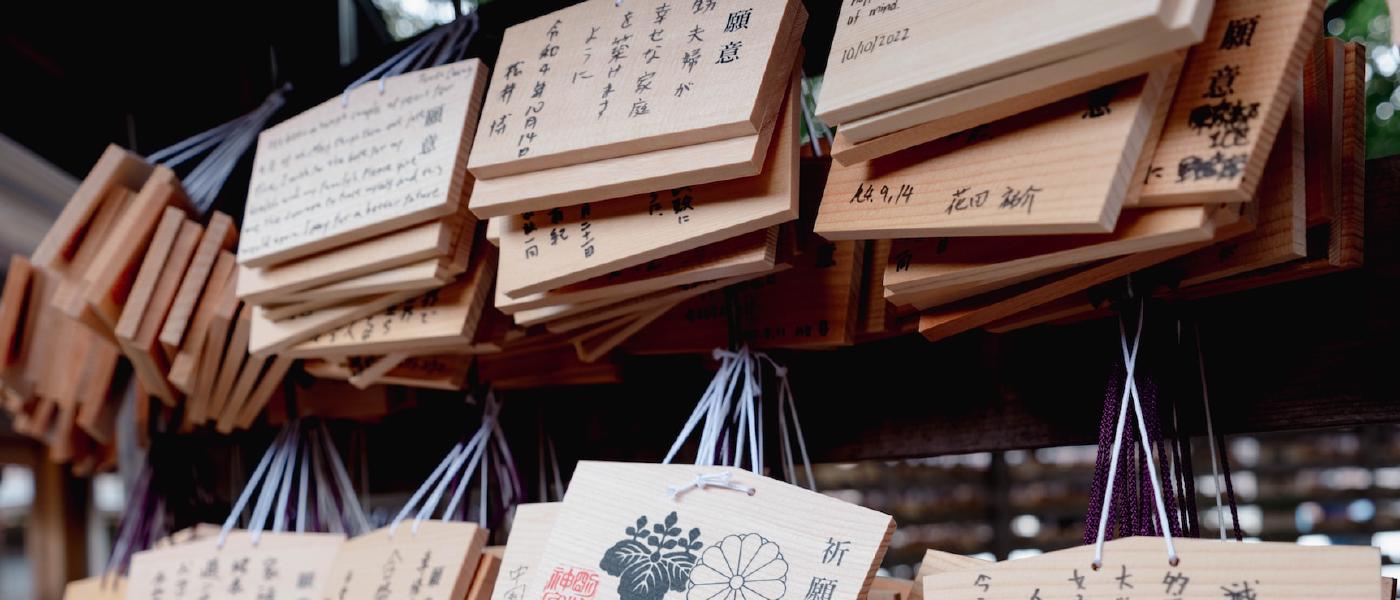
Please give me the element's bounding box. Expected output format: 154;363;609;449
1195;323;1227;540
667;472;755;499
1092;303;1179;568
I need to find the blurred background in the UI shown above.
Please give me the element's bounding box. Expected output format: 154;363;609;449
1;0;1398;598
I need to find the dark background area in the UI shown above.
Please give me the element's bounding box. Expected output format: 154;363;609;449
0;0;839;222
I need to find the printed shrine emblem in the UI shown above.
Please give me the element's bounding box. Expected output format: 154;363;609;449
689;534;789;600
600;512;704;600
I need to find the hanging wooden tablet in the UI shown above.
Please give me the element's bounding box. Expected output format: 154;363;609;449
247;289;421;357
496;227;776;315
79;171;190;329
127;531;346;600
160;212;238;353
73;332;123;444
48;185;134;325
569;298;679;363
1332;41;1365;269
818;0;1185;124
215;343;271;430
286;241;495;357
855;240;894;341
262;206;480;307
490;503;560;600
115;212;202;406
1170;99;1305;287
905;549;987;600
190;267;243;422
321;521;487;600
237;217;460;304
921;536;1378;600
239;59;487;267
477;344;621;390
1302;37;1342;226
917;206;1240;342
62;575;126;600
531;462;892;600
815;64;1177;240
832;48;1181;167
467;553;502;600
0;255;35;388
1136;0;1324;206
467;42;806;219
628;240;864;352
496;77;799;299
1167;45;1365;300
530;264;788;332
467;0;805;179
267;260;444;308
345;352;410;389
883;205;1216;297
207;305;253;420
31;144;152;269
169;252;237;393
829;0;1210;159
234;355;296;430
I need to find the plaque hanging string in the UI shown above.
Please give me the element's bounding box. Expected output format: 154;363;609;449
1090;301;1179;569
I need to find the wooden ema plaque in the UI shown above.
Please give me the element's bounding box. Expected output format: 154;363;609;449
237;215;461;304
1169;99;1305;286
532;462;892;600
127;532;346;600
79;169;190;330
322;521;487;600
627;239;864;352
496;77;799;299
816;0;1177;125
915;205;1240;342
815;64;1176;240
31;144;152;270
1135;0;1324;206
883;205;1215;299
921;537;1379;600
490;503;560;600
466;44;805;220
62;575;127;600
495;227;776;315
239;59;487;267
114;208;202;405
827;0;1210;155
287;240;495;357
467;0;803;179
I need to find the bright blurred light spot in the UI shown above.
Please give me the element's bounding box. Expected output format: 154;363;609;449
1005;450;1027;466
1376;49;1400;78
1297;534;1331;546
1348;499;1377;522
374;0;461;40
0;465;34;510
1379;102;1395;121
1011;515;1041;538
1372;14;1392;36
1322;466;1374;490
1328;17;1347;36
1295;501;1323;533
1372;531;1400;562
93;473;125;513
969;552;996;562
1230;438;1260;467
1008;549;1043;560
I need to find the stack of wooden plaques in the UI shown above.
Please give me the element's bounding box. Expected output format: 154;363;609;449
811;0;1334;343
236;59;496;391
474;0;812;362
0;145;159;467
992;36;1367;333
816;0;1215;165
0;145;296;465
